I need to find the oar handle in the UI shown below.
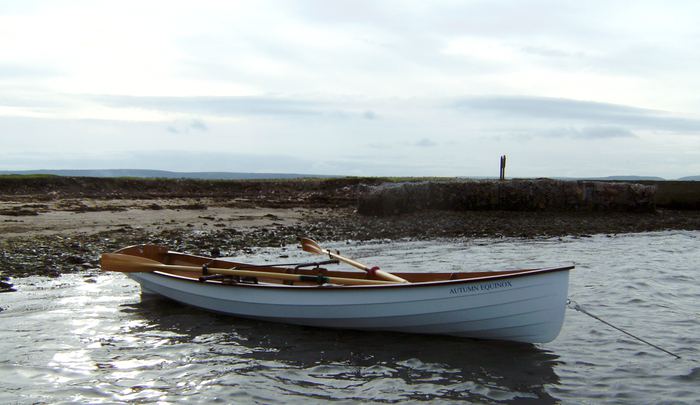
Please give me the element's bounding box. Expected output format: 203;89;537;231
324;249;409;284
372;269;409;284
298;237;409;283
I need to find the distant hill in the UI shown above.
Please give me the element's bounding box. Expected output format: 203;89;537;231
1;169;698;181
0;169;336;180
581;175;667;181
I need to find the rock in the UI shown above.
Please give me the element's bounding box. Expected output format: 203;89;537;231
64;255;86;264
0;280;16;293
358;179;657;216
0;208;38;216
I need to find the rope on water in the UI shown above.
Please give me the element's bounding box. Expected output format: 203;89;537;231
567;299;681;359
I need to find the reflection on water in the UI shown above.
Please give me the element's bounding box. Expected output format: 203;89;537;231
121;297;561;403
1;231;699;403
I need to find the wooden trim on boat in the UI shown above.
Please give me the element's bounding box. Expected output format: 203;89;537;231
146;265;574;290
116;244;573;290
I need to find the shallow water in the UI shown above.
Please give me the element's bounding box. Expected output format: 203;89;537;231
1;231;699;404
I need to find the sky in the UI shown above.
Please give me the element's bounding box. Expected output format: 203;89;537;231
1;0;700;178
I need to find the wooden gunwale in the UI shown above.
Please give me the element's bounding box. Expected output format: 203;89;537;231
149;265;574;290
115;244;573;289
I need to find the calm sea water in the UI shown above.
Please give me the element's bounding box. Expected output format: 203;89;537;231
1;231;699;404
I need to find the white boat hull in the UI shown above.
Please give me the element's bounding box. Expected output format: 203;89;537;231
127;268;570;343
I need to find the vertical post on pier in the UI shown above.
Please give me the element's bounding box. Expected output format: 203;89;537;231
499;155;507;180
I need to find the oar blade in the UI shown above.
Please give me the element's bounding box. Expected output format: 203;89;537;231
101;253;163;273
299;237;324;255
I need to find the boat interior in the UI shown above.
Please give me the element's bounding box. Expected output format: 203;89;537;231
112;244;569;287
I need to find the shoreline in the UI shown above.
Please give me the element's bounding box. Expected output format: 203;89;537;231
2;176;700;290
2;196;700;284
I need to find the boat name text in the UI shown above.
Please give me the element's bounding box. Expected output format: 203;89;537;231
449;280;513;295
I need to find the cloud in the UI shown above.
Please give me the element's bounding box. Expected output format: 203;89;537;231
542;126;636;139
455;95;651;119
86;94;382;121
363;110;378;120
367;138;438;150
415;138;437;147
3;2;700;179
366;142;391;149
190;119;207;131
0;64;62;79
167;118;208;134
90;95;325;116
453;96;700;133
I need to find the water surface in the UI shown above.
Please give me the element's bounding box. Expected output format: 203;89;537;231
1;231;699;403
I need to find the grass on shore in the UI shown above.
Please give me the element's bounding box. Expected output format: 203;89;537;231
0;174;59;180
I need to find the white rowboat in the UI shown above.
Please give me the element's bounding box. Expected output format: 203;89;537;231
103;244;573;343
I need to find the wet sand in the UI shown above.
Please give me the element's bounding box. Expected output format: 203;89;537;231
0;197;305;238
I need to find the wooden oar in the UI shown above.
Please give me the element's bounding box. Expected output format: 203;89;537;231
299;237;409;283
100;253;393;286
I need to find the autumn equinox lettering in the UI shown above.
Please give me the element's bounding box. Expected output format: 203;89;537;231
449;280;513;295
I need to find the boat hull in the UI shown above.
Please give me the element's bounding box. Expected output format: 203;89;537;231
127;268;570;343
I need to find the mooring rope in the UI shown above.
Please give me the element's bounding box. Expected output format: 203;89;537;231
567;299;681;359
